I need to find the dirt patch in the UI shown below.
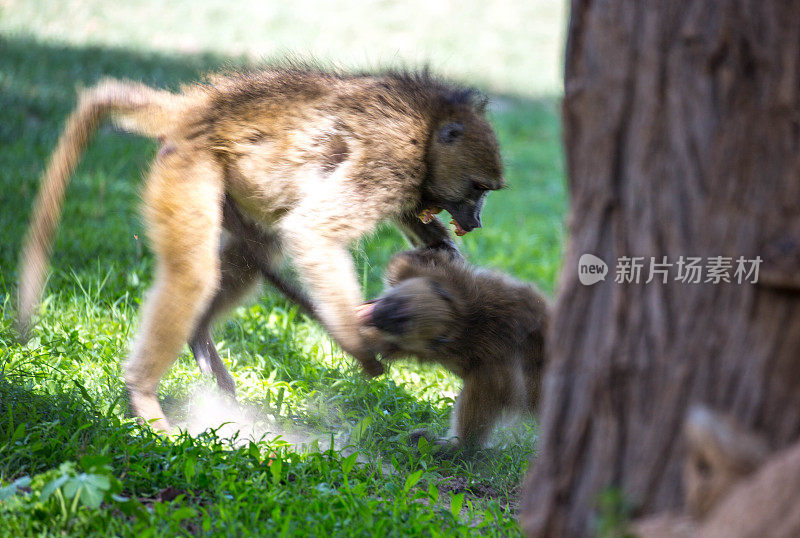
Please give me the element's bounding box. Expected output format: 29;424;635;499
439;476;517;508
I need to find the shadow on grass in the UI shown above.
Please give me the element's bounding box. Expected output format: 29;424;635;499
0;377;133;477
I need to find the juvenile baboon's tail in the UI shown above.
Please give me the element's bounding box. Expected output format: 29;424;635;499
17;79;181;337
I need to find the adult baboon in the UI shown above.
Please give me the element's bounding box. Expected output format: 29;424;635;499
18;65;505;430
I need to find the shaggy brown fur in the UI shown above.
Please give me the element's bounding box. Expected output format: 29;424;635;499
358;248;548;448
17;65;505;430
633;406;782;538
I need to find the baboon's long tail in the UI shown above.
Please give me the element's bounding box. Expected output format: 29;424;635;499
17;79;180;337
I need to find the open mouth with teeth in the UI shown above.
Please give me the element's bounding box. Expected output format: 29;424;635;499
417;207;469;236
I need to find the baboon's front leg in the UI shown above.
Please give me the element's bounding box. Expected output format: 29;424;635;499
124;154;224;431
280;210;384;376
408;376;502;451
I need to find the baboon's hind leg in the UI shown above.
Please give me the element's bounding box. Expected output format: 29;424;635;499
124;154;223;431
188;237;258;397
222;195;318;318
450;376;504;448
189;196;319;395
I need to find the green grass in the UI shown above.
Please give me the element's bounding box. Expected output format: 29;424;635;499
0;3;565;536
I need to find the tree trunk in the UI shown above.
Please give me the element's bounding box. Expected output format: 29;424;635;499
520;1;800;536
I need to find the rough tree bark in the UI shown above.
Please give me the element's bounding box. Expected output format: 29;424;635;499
520;1;800;536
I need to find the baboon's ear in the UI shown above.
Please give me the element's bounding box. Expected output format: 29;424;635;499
436;122;464;144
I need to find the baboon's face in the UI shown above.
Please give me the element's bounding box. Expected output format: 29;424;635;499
422;109;505;236
359;277;460;358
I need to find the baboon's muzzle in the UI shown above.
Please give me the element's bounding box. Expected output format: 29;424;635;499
441;192;486;235
357;296;411;335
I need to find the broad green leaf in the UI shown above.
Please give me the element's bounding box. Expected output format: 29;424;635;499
11;423;25;442
0;476;31;501
270;457;283;484
403;469;424;494
62;473;110;508
450;492;465;520
427;483;439;503
40;474;69;502
248;442;261;462
62;477;81;499
84;473;111;491
80;482;105;509
171;506;197;522
184;456;196;482
80;454;111;472
341;452;358;475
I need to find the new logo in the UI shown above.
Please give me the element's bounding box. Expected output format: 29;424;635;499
578;254;608;286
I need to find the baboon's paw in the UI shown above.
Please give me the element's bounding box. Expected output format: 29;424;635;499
126;387;171;432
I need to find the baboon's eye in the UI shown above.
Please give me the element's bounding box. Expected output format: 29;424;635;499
437;122;464;144
430;335;452;349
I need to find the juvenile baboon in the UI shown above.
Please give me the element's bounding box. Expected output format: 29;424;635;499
357;248;548;448
17;66;505;430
